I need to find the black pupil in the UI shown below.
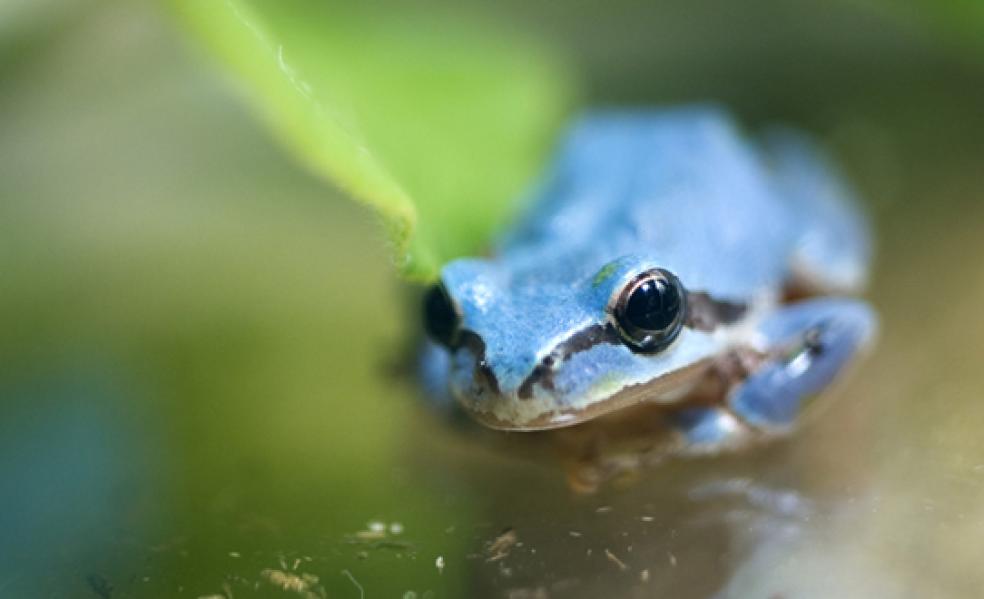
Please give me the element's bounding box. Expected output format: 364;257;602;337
423;284;458;346
624;275;681;332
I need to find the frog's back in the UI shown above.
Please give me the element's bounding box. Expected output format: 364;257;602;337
500;107;800;301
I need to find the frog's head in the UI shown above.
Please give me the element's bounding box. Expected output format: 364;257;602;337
423;255;745;430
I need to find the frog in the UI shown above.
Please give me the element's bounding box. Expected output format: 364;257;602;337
419;106;876;458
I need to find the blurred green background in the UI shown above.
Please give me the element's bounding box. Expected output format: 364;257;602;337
2;1;984;597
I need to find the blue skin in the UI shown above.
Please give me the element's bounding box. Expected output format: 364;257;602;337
421;107;876;452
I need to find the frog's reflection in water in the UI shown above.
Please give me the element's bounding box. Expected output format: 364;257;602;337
408;399;879;598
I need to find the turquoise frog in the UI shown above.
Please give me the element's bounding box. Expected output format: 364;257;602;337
420;107;875;455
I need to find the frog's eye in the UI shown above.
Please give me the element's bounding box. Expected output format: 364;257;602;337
612;268;687;353
423;283;461;348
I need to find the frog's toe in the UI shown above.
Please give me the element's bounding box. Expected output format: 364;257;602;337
729;298;877;432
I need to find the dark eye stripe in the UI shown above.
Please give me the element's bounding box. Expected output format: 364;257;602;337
517;323;621;400
685;292;748;332
514;291;748;400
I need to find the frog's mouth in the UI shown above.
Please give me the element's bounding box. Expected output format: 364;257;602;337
463;359;714;431
450;290;749;431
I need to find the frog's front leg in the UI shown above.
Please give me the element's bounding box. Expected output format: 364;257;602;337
672;298;876;451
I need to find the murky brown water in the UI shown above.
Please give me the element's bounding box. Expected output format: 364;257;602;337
2;2;983;598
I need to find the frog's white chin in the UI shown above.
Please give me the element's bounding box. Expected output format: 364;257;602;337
459;360;711;431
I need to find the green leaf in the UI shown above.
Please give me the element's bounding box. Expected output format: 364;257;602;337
171;1;576;281
916;0;984;49
840;0;984;59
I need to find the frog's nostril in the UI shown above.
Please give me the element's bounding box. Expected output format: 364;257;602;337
475;359;500;395
448;330;505;398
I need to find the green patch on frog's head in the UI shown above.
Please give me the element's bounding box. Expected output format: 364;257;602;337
591;261;620;287
423;257;747;430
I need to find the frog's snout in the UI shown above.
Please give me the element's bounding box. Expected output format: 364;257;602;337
444;332;557;427
452;331;537;400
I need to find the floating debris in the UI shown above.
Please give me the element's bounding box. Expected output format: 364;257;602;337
228;552;241;559
568;531;582;538
604;549;628;572
261;569;324;598
350;521;413;546
640;516;655;522
341;570;364;599
487;528;519;562
667;551;678;567
435;556;445;573
354;521;388;542
640;569;650;583
595;506;613;514
346;521;416;555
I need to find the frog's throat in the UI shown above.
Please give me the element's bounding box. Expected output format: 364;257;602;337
469;360;713;431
